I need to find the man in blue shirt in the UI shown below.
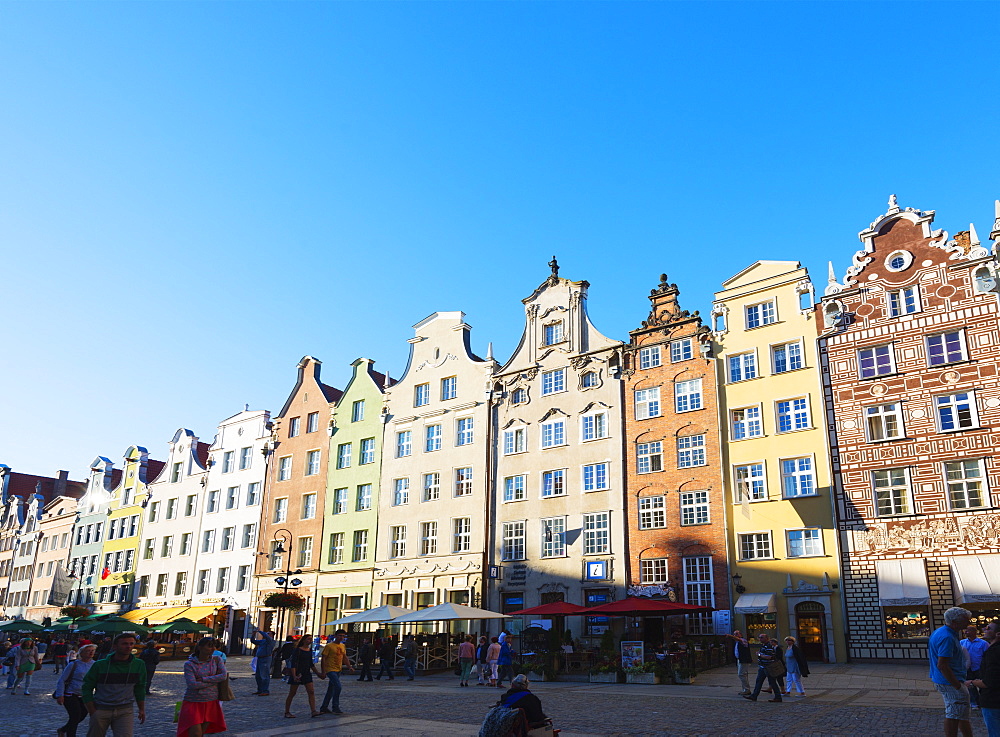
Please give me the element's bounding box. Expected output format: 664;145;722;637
928;607;973;737
961;624;990;709
251;628;276;696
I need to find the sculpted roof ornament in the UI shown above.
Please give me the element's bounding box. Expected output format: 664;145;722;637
637;274;697;330
990;200;1000;244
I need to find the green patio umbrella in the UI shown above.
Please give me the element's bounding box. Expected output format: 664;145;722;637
78;616;149;638
151;618;213;635
44;617;74;632
0;620;44;634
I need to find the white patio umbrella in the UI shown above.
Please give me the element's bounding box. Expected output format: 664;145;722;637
385;602;508;623
322;604;414;627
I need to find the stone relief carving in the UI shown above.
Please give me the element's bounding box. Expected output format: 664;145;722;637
856;514;1000;555
414;353;458;372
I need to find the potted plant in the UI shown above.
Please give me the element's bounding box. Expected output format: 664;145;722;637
61;605;90;620
625;661;661;685
673;665;697;684
589;659;622;683
263;592;306;610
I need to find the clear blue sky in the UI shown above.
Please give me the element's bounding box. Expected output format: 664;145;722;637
2;2;998;479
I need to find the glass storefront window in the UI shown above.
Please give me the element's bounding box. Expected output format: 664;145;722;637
883;607;930;640
967;606;1000;631
745;613;778;641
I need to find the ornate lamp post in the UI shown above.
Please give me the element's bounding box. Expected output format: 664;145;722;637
266;529;303;639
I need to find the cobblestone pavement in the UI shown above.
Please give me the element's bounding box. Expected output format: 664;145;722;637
2;657;992;737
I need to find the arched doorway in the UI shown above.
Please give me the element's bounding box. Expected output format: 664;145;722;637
795;601;826;662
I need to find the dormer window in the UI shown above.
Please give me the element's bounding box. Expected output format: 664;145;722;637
171;462;182;483
543;322;564;346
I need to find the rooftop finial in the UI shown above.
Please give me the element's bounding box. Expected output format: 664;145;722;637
548;256;559;277
887;193;900;213
486;342;494;360
827;261;837;285
970;223;981;248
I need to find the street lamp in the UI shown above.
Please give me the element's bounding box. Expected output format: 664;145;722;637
269;529;302;639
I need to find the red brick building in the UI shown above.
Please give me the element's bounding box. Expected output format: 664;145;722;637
624;275;729;639
819;197;1000;660
255;356;341;637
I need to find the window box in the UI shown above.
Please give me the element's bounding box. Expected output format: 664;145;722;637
626;672;662;685
589;671;622;684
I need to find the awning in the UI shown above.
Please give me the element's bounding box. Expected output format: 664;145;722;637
875;558;930;606
143;607;191;625
734;593;777;614
950;555;1000;604
121;609;161;623
179;606;219;622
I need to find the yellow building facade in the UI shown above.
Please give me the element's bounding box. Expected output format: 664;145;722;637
94;445;161;612
713;261;845;662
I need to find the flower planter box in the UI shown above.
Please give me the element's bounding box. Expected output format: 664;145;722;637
528;671;547;682
626;673;661;685
589;672;621;683
673;674;694;685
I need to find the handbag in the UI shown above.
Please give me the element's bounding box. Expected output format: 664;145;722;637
763;659;786;679
217;677;235;701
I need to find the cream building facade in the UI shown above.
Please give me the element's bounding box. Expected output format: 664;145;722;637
199;409;269;652
713;261;845;662
25;494;78;622
374;312;495;630
133;430;209;625
489;264;626;639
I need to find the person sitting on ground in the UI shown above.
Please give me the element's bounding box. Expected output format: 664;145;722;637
496;674;550;730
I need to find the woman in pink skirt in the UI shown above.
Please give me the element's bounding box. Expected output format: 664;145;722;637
177;637;229;737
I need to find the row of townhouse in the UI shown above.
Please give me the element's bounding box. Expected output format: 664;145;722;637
1;197;997;663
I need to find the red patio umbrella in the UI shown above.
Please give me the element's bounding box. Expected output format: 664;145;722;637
585;597;713;616
506;602;590;617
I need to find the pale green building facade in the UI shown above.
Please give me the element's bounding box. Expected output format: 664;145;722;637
314;358;387;632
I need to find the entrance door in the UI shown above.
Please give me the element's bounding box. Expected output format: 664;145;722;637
795;602;826;662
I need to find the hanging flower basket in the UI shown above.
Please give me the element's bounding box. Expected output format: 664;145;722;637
61;606;91;620
263;592;306;611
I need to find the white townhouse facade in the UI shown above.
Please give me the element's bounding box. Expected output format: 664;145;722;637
67;458;117;607
132;430;210;625
6;495;43;619
198;409;269;653
373;312;497;630
489;263;627;638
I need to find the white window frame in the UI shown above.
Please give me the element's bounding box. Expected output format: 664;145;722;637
677;434;706;468
675;379;703;413
636;441;663;474
638;496;666;530
888;285;921;317
441;376;458;401
356;483;372;511
583;512;610;555
679;491;710;526
352;400;365;422
731;405;763;440
541;469;566;498
504;475;527;503
639;345;662;369
452;517;471;553
414;383;430;407
858;344;895;379
503;427;527;455
635;386;661;420
419;521;438;556
396;430;412;458
935;392;979;432
780;456;815;498
501;521;525;561
945;459;987;510
333;488;349;515
745;300;777;329
927;330;968;366
581;411;609;442
734;462;767;502
540;419;567;449
786;528;824;558
456;417;474;446
775;396;811;433
360;438;376;465
640;557;668;584
423;472;441;502
582;462;610;492
277;456;292;481
670;338;694;363
738;531;773;560
301;492;317;520
425;424;443;452
541;368;567;396
393;478;410;506
541;517;567;558
771;340;804;374
728;351;757;383
872;467;912;516
454;467;473;497
866;403;905;441
307;449;322;475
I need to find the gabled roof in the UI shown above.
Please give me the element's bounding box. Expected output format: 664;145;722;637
195;442;211;469
720;260;801;289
